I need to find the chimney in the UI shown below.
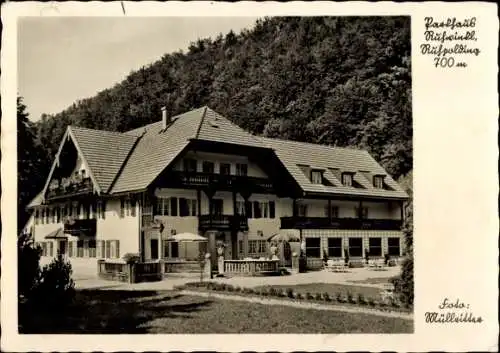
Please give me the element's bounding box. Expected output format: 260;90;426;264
161;106;169;129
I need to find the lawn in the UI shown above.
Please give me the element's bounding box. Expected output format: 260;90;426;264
254;282;383;298
19;289;413;333
349;276;397;285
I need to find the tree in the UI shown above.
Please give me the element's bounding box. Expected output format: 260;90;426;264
17;97;48;233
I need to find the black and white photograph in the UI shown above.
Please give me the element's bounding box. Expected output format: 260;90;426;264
1;2;498;352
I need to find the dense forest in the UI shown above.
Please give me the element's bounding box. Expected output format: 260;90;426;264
19;16;412;229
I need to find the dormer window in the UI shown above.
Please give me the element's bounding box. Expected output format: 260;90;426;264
310;170;323;184
341;172;353;187
373;175;384;189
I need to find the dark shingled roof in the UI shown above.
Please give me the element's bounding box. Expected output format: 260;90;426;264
35;106;408;201
261;137;408;199
69;126;139;193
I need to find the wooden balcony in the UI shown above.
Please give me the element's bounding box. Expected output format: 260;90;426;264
46;177;93;200
166;171;274;194
280;217;403;230
198;214;249;231
63;218;97;235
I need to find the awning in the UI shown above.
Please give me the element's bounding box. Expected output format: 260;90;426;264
44;228;67;240
166;232;208;242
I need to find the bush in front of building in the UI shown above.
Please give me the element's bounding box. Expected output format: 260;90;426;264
122;252;141;264
33;252;75;310
18;232;42;301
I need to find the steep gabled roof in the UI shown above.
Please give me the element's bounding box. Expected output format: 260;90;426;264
261;137;408;200
70;127;139;192
111;107;267;193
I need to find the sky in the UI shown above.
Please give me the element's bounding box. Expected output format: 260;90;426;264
18;17;259;121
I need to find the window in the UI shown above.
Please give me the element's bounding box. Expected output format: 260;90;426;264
105;240;111;258
261;202;269;218
72;203;78;218
211;199;223;215
324;205;339;218
348;237;363;257
236;201;245;215
236;163;248;176
202;161;215;174
355;206;369;219
191;199;198;216
48;242;53;257
373;175;384;189
97;200;106;219
52;208;57;223
388;237;401;256
97;240;105;258
220;163;231;175
341;173;353;186
368;238;382;256
238;240;243;255
305;238;321;257
183;158;197;172
327;238;342;257
311;170;323;184
258;240;267;253
298;204;308;217
248;240;257;254
81;169;86;178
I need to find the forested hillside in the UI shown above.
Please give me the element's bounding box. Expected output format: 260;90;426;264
20;16;412;229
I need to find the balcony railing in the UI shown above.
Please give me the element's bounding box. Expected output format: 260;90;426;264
280;217;403;231
46;177;93;199
198;214;249;231
63;218;97;235
167;171;274;193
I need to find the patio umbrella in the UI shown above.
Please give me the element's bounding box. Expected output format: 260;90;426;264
165;232;208;242
267;232;301;243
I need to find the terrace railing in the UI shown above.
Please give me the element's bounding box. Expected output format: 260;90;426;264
47;177;93;200
198;214;249;231
280;217;403;230
223;259;280;276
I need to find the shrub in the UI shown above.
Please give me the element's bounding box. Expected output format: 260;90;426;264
296;292;305;300
33;253;75;310
347;292;357;304
286;288;295;298
367;297;377;307
388;259;397;267
17;232;42;301
384;253;391;265
226;284;234;292
335;292;343;302
122;252;140;264
305;292;314;300
357;293;367;305
246;288;255;295
323;292;331;302
260;287;269;296
314;292;323;301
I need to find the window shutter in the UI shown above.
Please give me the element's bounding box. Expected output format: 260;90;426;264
102;201;106;219
269;201;275;219
105;240;111;258
68;242;73;257
170;197;178;216
120;198;125;218
253;201;261;219
245;201;253;218
179;198;188;217
131;199;136;217
115;240;120;258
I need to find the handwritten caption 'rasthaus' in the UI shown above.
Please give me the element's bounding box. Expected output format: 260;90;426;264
421;17;481;68
425;298;483;324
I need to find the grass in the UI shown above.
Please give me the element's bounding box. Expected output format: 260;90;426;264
254;282;383;298
19;289;413;333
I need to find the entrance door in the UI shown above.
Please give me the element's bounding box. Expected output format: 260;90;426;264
282;242;292;267
59;240;67;255
150;239;159;259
